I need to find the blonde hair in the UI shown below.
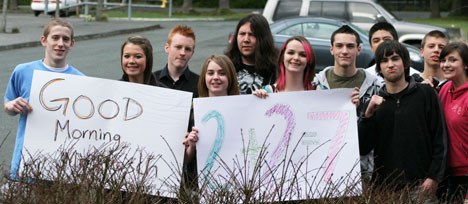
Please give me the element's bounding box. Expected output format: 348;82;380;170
43;18;74;39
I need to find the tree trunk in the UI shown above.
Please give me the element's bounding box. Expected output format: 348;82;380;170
9;0;17;10
181;0;192;14
430;0;440;18
219;0;229;9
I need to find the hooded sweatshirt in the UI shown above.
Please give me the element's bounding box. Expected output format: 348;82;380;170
439;81;468;176
314;66;381;125
359;78;447;185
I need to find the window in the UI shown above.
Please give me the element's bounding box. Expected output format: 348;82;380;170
278;24;304;36
304;23;340;39
322;2;346;19
348;2;379;23
308;2;322;17
272;0;302;21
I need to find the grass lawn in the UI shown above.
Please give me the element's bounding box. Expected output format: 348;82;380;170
408;17;468;40
103;8;251;21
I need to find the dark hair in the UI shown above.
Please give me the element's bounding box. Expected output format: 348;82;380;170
198;55;240;97
276;36;315;91
368;22;398;45
120;35;158;85
440;42;468;77
375;40;411;78
225;13;278;79
421;30;448;48
331;25;361;46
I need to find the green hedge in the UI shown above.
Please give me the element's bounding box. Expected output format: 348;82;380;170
16;0;267;7
172;0;267;8
15;0;31;6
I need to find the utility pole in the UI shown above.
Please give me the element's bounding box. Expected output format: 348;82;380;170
1;0;8;33
55;0;60;18
96;0;104;21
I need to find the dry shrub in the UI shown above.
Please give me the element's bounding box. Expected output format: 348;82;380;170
0;142;180;204
0;130;435;204
195;127;364;203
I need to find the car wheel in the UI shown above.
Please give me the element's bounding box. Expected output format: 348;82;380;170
34;11;41;16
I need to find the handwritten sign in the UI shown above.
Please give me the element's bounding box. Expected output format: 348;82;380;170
194;89;361;200
23;70;192;197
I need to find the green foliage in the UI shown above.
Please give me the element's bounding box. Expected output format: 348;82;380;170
172;0;266;8
104;9;250;20
11;27;20;33
18;0;31;6
95;14;108;22
210;8;234;15
377;0;453;11
230;0;267;8
440;0;454;11
409;17;468;40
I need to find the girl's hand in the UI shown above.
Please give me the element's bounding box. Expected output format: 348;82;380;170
183;127;199;148
253;89;269;99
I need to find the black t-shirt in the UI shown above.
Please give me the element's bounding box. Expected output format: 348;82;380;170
236;63;274;95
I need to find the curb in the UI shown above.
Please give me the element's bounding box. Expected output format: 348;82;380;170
0;24;161;52
74;24;161;40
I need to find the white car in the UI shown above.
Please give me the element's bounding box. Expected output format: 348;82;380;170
31;0;80;17
262;0;449;47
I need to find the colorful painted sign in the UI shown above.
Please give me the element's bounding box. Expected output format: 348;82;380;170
23;70;192;197
194;89;361;200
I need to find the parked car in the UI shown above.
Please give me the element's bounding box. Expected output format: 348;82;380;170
31;0;80;17
262;0;449;47
269;17;424;72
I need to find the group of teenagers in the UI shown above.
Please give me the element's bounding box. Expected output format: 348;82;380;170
3;13;467;203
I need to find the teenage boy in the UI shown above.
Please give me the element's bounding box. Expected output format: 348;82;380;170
153;25;200;199
154;25;199;98
313;25;381;183
414;30;449;90
4;18;84;179
366;22;420;83
360;40;447;202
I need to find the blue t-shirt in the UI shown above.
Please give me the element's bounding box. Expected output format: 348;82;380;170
4;60;84;179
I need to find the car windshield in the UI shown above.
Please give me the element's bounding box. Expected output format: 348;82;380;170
348;22;368;36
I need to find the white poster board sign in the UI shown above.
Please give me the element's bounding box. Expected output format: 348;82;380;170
194;89;361;201
23;70;192;197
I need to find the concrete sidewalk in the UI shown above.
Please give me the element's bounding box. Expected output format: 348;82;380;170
0;14;163;51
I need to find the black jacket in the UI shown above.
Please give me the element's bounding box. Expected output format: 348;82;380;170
359;77;447;186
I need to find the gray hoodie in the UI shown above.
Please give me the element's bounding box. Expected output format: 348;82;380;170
314;66;382;116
